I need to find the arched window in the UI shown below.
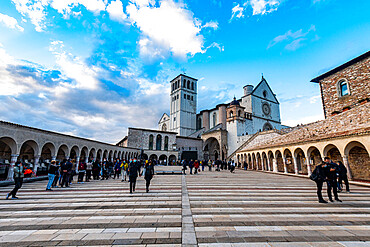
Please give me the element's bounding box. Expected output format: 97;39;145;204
149;135;154;150
338;80;349;97
164;136;169;151
263;122;273;131
156;135;162;150
263;90;267;98
230;111;233;117
191;81;194;90
238;110;241;117
187;80;190;89
212;113;217;127
183;79;186;87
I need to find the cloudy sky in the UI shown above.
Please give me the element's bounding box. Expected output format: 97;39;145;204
0;0;369;144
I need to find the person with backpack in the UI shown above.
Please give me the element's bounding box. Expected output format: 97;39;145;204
113;159;121;179
337;160;350;193
144;160;155;193
324;157;342;202
6;161;24;199
310;162;329;203
129;160;139;193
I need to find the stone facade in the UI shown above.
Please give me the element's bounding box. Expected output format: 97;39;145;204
176;136;203;161
312;51;370;118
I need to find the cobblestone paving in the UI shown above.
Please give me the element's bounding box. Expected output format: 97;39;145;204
0;167;369;247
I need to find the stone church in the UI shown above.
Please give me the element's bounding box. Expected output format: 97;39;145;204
158;74;287;161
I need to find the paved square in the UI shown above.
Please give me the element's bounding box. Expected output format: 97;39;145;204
1;167;369;246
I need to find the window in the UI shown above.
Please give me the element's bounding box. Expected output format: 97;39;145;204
187;80;190;89
172;83;174;92
191;81;194;90
156;135;162;150
183;79;186;87
187;95;190;100
164;136;169;151
162;124;167;131
263;90;267;98
149;135;153;150
230;111;233;117
212;113;217;127
177;94;179;99
238;110;241;117
191;96;193;101
184;94;186;99
339;80;349;97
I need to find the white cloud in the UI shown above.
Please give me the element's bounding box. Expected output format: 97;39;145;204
249;0;280;15
203;20;218;30
49;40;100;90
230;4;245;21
126;0;205;59
0;13;24;31
106;0;127;22
268;25;316;50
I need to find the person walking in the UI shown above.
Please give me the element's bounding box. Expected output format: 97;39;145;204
86;161;92;182
144;161;155;193
194;160;199;174
52;161;60;188
129;160;139;194
77;162;85;183
337;161;350;193
121;160;128;182
6;161;24;199
311;162;329;203
230;160;236;173
182;160;187;175
324;157;342;202
113;160;121;179
46;160;58;191
60;159;69;188
189;160;194;174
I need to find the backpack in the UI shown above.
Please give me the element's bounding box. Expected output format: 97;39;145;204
309;167;319;181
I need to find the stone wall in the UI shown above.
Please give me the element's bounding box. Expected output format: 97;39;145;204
319;56;370;118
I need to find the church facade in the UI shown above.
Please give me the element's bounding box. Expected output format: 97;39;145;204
159;74;286;161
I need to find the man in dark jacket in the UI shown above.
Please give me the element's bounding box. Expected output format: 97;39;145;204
324;157;342;202
144;161;155;193
337;161;350;193
6;161;24;199
60;159;69;188
312;162;329;203
129;160;139;193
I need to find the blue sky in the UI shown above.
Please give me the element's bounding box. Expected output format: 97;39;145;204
0;0;369;143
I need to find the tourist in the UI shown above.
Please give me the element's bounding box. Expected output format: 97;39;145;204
66;159;73;185
194;160;199;174
189;160;194;174
46;160;58;191
77;161;85;183
144;160;155;193
324;157;342;202
182;160;187;175
86;160;92;182
129;159;139;193
113;159;121;179
60;159;70;188
311;162;329;203
6;161;24;199
337;161;350;193
101;161;108;180
230;160;236;173
121;160;128;181
201;160;205;171
52;161;60;188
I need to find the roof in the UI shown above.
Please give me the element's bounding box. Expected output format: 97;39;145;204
128;127;178;135
170;74;198;82
250;76;279;104
311;50;370;83
158;113;170;124
230;97;240;106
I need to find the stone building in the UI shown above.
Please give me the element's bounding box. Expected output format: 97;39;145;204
0;121;140;181
232;50;370;182
159;74;286;161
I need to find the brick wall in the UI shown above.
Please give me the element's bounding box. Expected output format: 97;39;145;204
320;56;370;118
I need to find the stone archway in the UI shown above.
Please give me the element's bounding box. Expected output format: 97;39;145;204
275;150;284;172
0;137;17;181
159;154;167;165
294;148;306;174
149;154;158;161
203;137;220;161
345;141;369;181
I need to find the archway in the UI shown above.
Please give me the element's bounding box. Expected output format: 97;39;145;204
268;151;274;171
142;153;148;160
149;154;158;161
103;150;108;161
252;153;256;170
80;146;88;163
97;149;102;161
0;137;17;181
294;148;306;174
89;148;96;162
156;135;162;150
19;140;39;176
283;149;294;173
345;141;369;181
57;144;69;161
159;154;168;165
324;144;343;163
257;153;262;170
70;145;80;162
203;137;220;161
275;150;284;172
307;146;322;173
248;154;252;169
262;152;268;171
39;142;56;176
169;155;177;165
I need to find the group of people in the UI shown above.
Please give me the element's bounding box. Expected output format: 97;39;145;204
311;157;350;203
181;159;237;174
6;158;156;199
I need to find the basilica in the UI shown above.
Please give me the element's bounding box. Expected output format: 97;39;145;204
157;74;287;161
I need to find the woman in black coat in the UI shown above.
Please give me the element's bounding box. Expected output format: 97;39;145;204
144;161;155;193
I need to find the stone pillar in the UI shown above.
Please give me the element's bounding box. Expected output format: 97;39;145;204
267;158;271;171
272;158;278;173
202;111;210;131
75;156;80;172
7;154;19;180
218;105;227;130
306;158;312;176
283;158;288;173
342;155;353;180
34;155;40;176
293;157;299;175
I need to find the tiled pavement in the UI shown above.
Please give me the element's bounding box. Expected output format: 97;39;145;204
0;167;369;247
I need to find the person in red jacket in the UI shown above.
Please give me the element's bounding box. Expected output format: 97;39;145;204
194;160;200;174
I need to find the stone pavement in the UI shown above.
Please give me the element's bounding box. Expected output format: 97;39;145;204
0;167;369;247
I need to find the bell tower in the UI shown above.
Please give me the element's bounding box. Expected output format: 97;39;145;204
169;74;197;136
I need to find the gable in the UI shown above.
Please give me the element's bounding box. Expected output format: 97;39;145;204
158;113;170;124
251;77;279;104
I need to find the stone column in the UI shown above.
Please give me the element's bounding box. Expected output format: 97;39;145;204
272;158;278;173
306;158;312;176
342;155;353;180
202;111;210;131
34;155;40;176
267;158;271;171
75;156;80;172
7;154;19;180
293;157;299;175
283;158;288;173
218;105;227;129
